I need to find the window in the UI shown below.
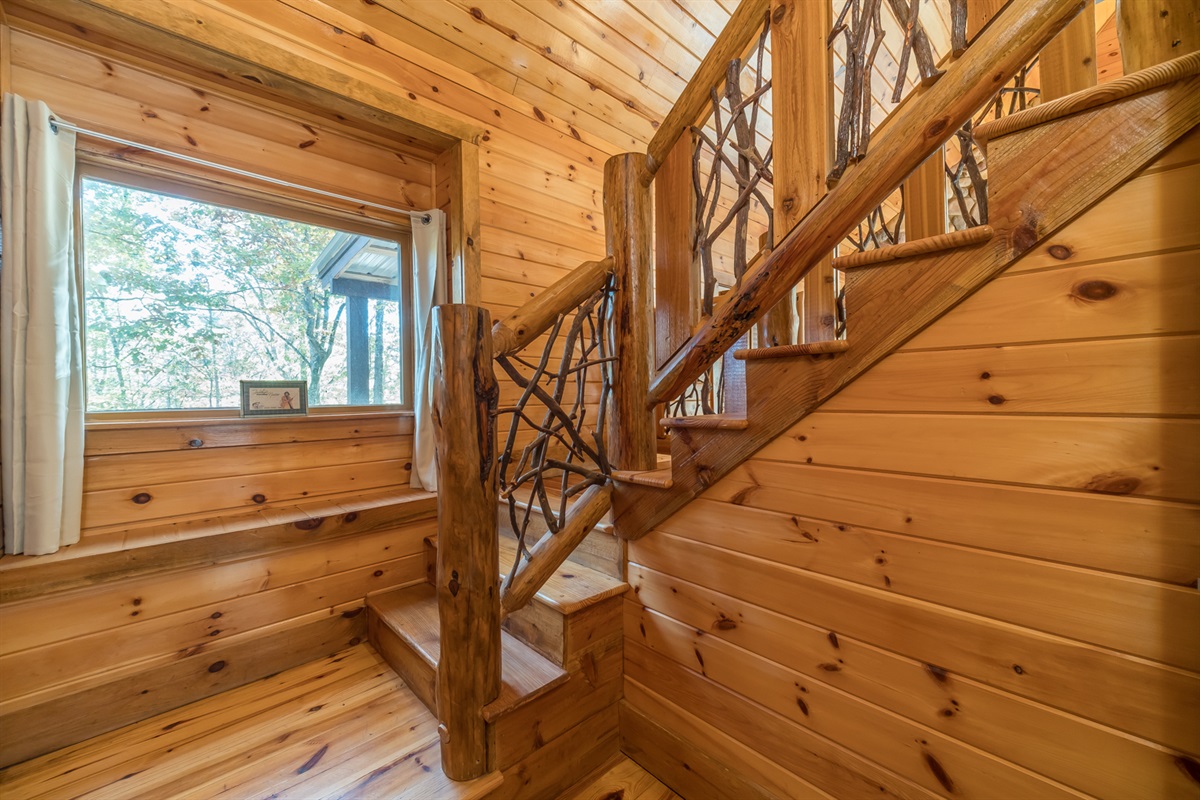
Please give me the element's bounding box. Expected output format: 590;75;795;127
80;176;411;413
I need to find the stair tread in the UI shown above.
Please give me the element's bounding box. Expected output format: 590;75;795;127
832;226;994;272
734;340;850;360
659;414;749;430
368;583;569;722
609;466;673;489
497;536;628;614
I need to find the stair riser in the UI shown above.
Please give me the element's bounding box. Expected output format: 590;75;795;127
366;611;437;716
487;642;623;772
497;521;622;581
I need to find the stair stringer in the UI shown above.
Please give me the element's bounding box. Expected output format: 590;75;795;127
612;70;1200;540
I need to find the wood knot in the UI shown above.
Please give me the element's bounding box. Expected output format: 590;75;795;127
713;615;738;631
207;660;226;673
344;512;359;523
987;394;1006;406
188;438;204;448
1174;755;1200;786
1072;280;1118;301
1047;244;1073;260
1085;474;1141;495
252;494;267;504
1012;211;1042;254
132;492;152;505
772;4;787;23
448;570;461;597
293;517;324;531
923;752;955;793
924;116;950;138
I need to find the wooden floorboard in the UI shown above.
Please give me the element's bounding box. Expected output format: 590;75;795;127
560;755;681;800
0;644;501;800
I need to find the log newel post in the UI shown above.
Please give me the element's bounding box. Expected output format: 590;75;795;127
770;0;836;345
431;303;500;781
605;153;657;471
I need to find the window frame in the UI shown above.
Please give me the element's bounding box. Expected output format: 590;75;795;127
76;156;416;422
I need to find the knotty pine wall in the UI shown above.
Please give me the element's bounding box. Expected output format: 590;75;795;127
0;500;437;767
3;25;428;542
623;130;1200;798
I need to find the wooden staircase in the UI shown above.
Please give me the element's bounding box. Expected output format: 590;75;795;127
365;527;628;794
615;53;1200;539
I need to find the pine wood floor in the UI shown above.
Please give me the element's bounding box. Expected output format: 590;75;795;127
0;644;675;800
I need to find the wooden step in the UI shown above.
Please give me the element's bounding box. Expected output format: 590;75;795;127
733;340;850;360
496;537;627;616
367;583;569;722
424;533;628;667
609;467;674;489
659;414;749;430
832;226;995;272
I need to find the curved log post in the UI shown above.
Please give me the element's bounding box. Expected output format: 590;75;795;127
432;304;500;782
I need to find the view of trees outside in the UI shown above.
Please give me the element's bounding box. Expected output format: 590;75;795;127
81;179;402;411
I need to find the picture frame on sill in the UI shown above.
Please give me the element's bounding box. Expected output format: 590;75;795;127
240;380;309;417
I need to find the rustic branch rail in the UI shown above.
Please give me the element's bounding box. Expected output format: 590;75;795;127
647;0;1088;407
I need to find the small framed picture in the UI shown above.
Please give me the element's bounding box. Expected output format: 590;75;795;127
240;380;309;417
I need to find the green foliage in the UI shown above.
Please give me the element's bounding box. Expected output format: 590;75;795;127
82;179;401;411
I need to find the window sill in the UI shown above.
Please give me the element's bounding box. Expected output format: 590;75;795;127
85;407;413;430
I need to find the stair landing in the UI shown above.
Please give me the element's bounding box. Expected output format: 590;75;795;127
0;644;503;800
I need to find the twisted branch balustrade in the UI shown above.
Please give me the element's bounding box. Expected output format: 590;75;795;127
692;13;774;317
947;59;1041;229
493;276;616;611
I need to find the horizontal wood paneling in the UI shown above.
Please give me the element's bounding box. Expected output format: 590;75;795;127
654;499;1199;670
627;128;1200;798
758;412;1199;502
627;570;1196;800
823;334;1200;415
0;513;434;767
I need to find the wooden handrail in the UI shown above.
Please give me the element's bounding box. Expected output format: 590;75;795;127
499;482;613;617
646;0;1088;407
490;257;613;357
639;0;770;187
974;49;1200;143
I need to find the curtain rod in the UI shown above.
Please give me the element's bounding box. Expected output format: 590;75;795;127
48;117;432;225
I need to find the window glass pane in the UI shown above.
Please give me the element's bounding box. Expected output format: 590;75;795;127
82;178;404;411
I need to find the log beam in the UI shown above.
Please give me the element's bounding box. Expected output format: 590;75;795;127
432;304;500;781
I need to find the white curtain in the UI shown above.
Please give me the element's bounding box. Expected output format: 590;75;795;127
1;95;85;555
409;209;447;492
